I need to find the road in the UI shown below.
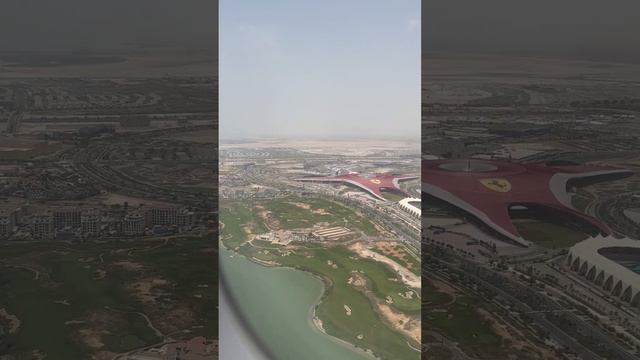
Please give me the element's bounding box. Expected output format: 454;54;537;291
424;254;634;360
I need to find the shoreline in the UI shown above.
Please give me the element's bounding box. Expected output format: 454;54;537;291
220;241;379;360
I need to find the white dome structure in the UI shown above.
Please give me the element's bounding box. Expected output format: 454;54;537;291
399;197;421;218
567;235;640;307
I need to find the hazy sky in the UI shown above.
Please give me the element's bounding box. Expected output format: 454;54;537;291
220;0;420;140
0;0;217;51
423;0;640;62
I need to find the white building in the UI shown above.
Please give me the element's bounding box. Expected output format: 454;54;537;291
399;197;421;218
123;212;145;236
567;235;640;307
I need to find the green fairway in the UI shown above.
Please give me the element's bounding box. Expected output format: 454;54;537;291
425;296;502;356
279;249;418;360
264;197;378;235
425;345;454;360
423;279;453;306
571;189;595;211
514;220;589;249
0;236;217;358
281;246;420;314
220;198;420;360
381;190;407;202
221;201;269;248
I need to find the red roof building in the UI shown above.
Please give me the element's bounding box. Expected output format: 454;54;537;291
423;159;633;247
296;173;418;201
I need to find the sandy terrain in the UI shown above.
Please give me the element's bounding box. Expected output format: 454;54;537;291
0;308;21;333
65;320;86;325
286;201;311;210
477;308;557;360
312;316;325;332
91;351;119;360
424;52;640;82
377;303;420;344
159;129;217;143
128;277;170;305
311;209;331;215
0;51;216;79
347;273;367;288
350;242;420;289
284;201;331;215
156;303;194;334
251;257;278;266
255;205;281;230
31;350;46;360
220;139;419;156
79;328;105;349
94;269;107;280
112;261;144;272
77;311;116;350
374;242;416;271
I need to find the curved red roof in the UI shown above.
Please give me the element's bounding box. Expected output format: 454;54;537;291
296;173;418;201
423;159;633;247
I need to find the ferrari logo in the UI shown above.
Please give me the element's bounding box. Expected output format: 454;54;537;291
370;179;381;185
480;178;511;192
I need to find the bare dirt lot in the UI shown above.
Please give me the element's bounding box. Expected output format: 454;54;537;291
0;50;216;79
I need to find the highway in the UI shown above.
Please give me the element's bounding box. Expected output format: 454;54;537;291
424;249;638;360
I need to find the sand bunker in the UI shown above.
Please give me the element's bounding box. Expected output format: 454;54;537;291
128;277;170;305
112;261;144;272
79;328;105;349
286;201;311;210
347;273;367;288
0;308;21;333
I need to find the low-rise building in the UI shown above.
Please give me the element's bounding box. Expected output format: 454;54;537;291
53;207;81;230
123;212;145;236
0;209;16;238
31;212;54;239
81;209;101;237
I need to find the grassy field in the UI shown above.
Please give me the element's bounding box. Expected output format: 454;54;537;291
425;281;549;359
281;246;420;314
220;198;420;360
571;189;595;211
381;191;407;202
423;279;453;306
279;248;419;360
220;201;269;249
0;236;217;358
425;296;502;358
514;220;589;249
264;197;378;235
424;345;454;360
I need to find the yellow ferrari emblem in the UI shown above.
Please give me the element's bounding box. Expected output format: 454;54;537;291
370;179;382;185
480;178;511;192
